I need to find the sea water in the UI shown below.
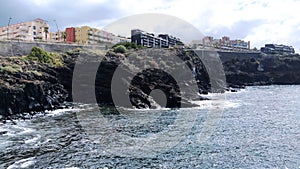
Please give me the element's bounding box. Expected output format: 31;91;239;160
0;85;300;168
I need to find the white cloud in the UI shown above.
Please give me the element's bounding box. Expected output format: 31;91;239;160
109;0;300;52
3;0;300;52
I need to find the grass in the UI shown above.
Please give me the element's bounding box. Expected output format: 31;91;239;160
0;64;23;73
26;70;42;76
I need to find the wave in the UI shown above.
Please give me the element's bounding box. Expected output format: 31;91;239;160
7;157;35;169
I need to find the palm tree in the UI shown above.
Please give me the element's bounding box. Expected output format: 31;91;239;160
62;32;67;42
44;26;49;41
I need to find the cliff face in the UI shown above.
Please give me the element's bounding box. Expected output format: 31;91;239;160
0;48;215;120
1;46;299;120
223;53;300;87
59;48;214;109
0;56;68;120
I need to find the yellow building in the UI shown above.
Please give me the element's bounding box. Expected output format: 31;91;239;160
0;18;49;41
74;26;114;44
49;31;65;42
75;26;91;44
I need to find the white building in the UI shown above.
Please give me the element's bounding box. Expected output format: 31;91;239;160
0;18;49;41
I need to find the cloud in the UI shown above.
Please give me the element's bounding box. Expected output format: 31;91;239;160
0;0;124;30
103;13;204;43
0;0;299;52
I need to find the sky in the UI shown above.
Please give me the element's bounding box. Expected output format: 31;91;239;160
1;0;300;52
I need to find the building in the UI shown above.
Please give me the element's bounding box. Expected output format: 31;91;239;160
71;26;114;44
158;34;182;46
49;31;65;42
131;29;182;48
112;35;131;44
261;44;295;55
74;26;91;44
66;27;75;43
198;36;251;50
0;18;49;41
93;29;114;44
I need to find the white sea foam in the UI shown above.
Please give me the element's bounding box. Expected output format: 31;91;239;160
45;108;83;116
24;135;40;144
191;100;240;109
0;122;35;137
7;157;35;169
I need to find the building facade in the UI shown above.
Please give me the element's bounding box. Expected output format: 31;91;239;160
196;36;251;50
131;29;182;48
261;44;295;55
0;18;49;41
112;35;131;44
66;27;75;43
70;26;115;44
49;31;65;42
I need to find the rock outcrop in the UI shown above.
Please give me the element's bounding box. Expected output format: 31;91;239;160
0;56;67;121
59;48;213;109
223;53;300;87
2;46;299;121
0;47;214;120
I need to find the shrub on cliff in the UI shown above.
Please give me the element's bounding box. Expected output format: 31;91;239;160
113;45;127;54
27;46;63;67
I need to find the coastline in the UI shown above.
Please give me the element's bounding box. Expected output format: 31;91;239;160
1;45;300;121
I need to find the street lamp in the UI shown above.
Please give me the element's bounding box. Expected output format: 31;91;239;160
53;20;60;41
7;17;12;40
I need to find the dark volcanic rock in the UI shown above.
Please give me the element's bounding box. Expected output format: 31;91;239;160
60;48;213;109
0;56;68;120
223;53;300;87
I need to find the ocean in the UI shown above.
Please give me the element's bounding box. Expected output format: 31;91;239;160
0;85;300;168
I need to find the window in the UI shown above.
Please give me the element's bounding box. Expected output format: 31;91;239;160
33;32;36;35
33;26;36;30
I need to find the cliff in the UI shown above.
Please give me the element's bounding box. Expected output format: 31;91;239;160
223;53;300;87
0;52;68;121
0;47;214;121
1;46;299;121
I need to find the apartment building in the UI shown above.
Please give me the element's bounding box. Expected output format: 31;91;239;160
261;44;295;55
131;29;182;48
200;36;250;50
66;26;114;44
66;27;75;43
112;35;131;44
220;36;250;49
49;31;65;42
0;18;49;41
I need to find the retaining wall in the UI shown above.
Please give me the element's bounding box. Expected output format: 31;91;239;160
0;41;107;56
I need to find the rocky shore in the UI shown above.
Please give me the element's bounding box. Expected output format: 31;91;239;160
0;47;213;121
224;53;300;87
1;45;300;121
0;47;68;121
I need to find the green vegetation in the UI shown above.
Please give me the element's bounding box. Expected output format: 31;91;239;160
113;45;127;54
62;32;67;42
44;26;49;41
27;46;64;67
0;64;23;73
27;70;42;76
